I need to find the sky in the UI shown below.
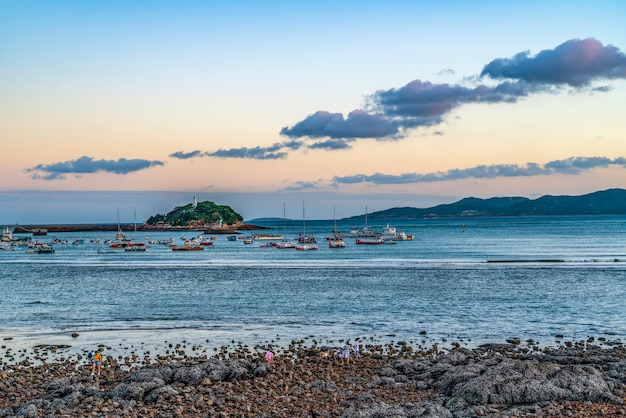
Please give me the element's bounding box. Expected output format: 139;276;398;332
1;0;625;224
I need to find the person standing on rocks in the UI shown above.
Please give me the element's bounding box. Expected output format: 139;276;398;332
265;350;274;363
92;350;103;376
343;340;351;364
352;338;360;360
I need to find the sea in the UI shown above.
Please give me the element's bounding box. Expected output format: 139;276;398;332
1;215;626;360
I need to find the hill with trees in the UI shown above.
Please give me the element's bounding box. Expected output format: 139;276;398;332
347;188;626;220
145;200;243;227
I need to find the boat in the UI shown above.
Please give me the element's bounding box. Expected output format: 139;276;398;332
275;202;297;249
227;235;237;241
252;233;283;241
355;237;383;245
124;242;146;252
328;206;346;248
296;201;317;247
380;224;413;241
27;241;55;253
1;227;13;242
295;242;318;251
242;236;254;244
347;206;380;237
171;242;204;251
200;239;214;246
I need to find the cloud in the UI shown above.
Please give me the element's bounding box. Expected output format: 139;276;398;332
332;156;626;185
169;150;205;159
170;140;306;161
196;38;626;160
26;156;164;180
280;110;400;140
281;179;323;191
281;37;626;144
481;38;626;87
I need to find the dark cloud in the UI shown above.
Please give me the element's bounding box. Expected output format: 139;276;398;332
26;156;164;180
369;79;545;120
332;156;626;185
169;150;205;159
481;38;626;87
170;140;305;161
280;110;400;140
308;138;353;150
207;144;288;160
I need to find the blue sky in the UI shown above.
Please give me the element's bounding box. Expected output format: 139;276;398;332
1;1;625;223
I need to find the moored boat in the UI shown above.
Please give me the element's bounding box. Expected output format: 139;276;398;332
380;224;413;241
355;237;383;245
327;206;346;248
171;243;204;251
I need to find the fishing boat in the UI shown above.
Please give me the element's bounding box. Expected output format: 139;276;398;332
380;224;413;241
1;226;13;242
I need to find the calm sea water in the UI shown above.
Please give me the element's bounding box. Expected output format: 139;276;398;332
1;215;625;358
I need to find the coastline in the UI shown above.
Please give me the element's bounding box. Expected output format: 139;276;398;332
11;222;269;234
2;336;626;417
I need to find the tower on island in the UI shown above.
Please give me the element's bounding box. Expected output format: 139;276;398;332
192;194;198;210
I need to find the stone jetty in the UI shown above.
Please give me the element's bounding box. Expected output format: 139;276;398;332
2;339;626;417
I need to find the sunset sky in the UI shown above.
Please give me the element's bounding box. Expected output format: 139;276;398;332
1;0;625;223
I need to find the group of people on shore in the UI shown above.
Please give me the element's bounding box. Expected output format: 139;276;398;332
318;338;360;364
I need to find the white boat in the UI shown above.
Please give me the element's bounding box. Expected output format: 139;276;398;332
347;206;380;237
1;227;13;242
252;233;283;241
328;206;346;248
295;242;318;251
380;224;413;241
292;201;318;250
276;202;296;249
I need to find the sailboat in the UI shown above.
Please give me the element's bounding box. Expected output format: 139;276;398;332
348;205;379;237
328;206;346;248
125;207;146;251
275;202;296;249
295;201;318;250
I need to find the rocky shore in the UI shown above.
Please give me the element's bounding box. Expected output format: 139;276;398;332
3;338;626;417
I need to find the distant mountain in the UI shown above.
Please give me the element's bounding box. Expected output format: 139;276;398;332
346;188;626;220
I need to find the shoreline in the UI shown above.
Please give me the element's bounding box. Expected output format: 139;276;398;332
2;337;626;417
10;222;269;234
